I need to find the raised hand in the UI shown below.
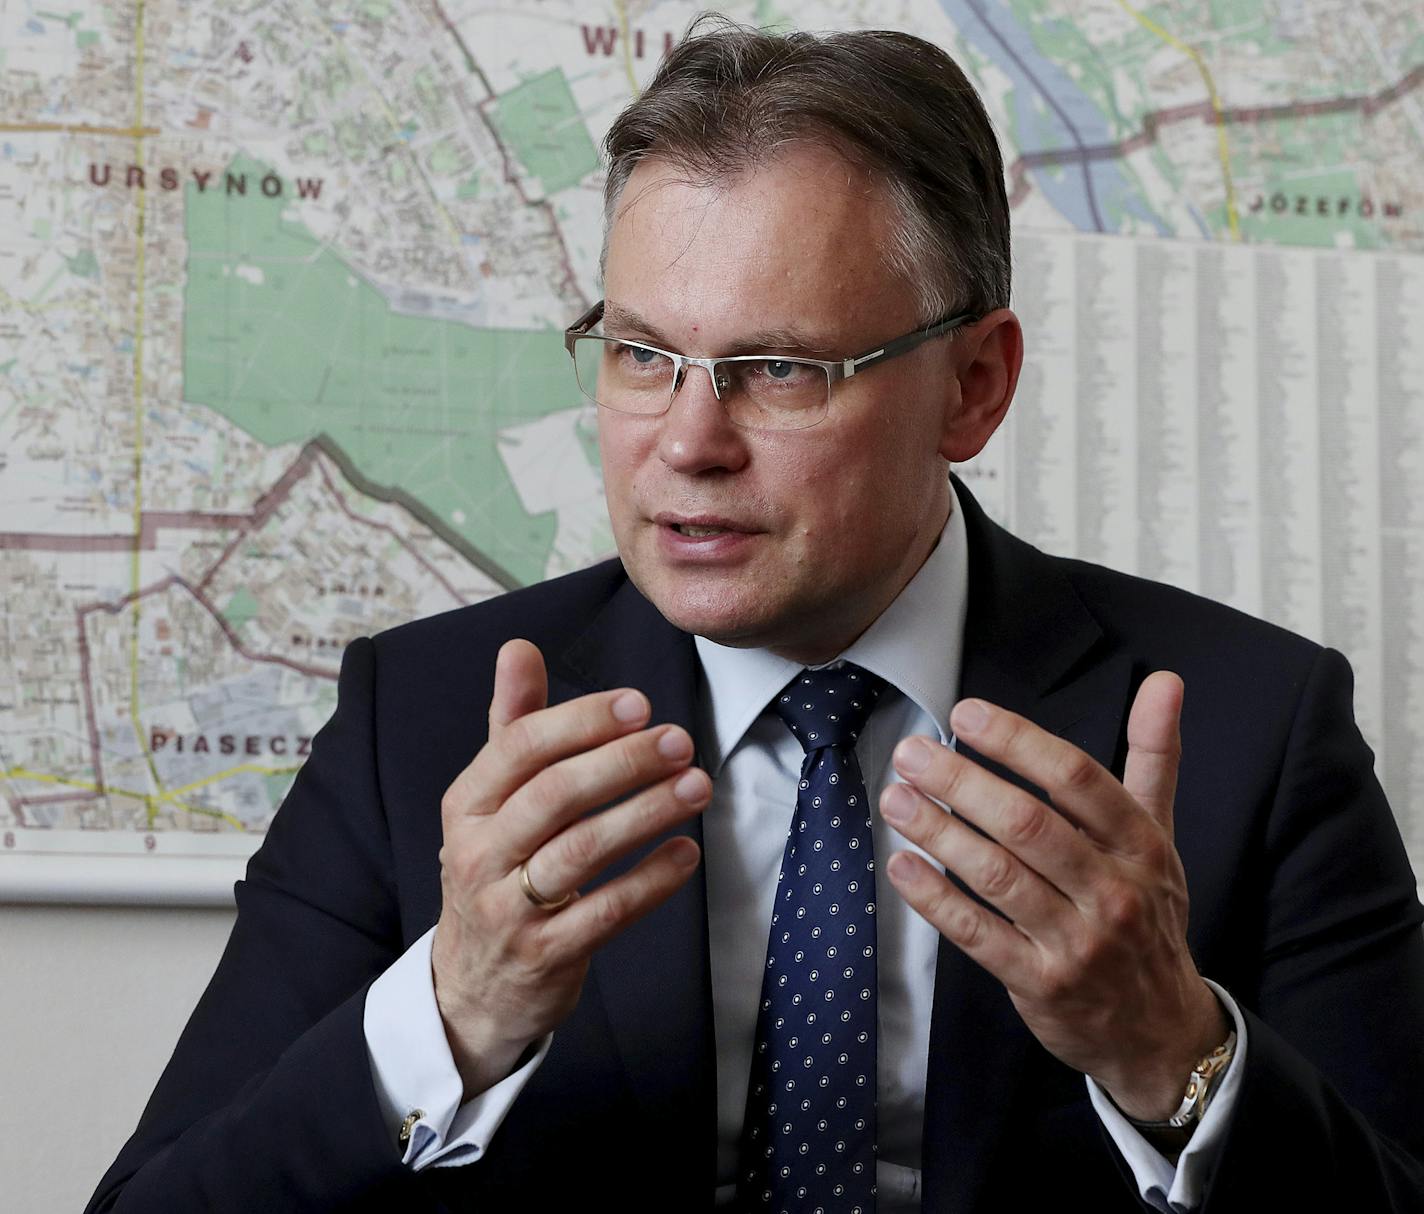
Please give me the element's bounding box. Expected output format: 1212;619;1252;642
431;639;710;1099
880;671;1228;1120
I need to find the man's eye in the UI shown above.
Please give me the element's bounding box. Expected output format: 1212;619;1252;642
762;360;802;381
625;345;660;365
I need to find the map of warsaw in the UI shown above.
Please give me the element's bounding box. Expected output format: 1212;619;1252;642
1;0;1421;898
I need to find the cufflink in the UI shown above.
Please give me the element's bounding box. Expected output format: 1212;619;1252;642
398;1108;427;1149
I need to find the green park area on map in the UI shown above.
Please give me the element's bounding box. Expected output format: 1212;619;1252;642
182;155;581;586
487;69;601;196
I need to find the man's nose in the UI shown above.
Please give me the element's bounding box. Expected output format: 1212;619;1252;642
656;362;749;474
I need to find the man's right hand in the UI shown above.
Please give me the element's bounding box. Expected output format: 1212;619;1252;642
430;638;710;1100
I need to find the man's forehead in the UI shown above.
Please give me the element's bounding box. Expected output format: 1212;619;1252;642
603;147;912;349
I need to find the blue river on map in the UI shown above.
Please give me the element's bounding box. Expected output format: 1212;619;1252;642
939;0;1173;236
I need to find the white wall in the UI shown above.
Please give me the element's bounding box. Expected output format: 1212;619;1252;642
0;905;236;1214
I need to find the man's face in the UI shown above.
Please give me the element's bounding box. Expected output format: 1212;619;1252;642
597;144;965;662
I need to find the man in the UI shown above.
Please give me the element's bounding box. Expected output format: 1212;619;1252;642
90;18;1424;1213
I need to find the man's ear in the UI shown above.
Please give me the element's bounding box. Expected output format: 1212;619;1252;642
937;308;1023;463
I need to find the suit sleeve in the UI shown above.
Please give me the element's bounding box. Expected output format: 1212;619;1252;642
84;637;443;1213
1200;646;1424;1210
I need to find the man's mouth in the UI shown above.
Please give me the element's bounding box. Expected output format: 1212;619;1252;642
651;514;758;561
655;513;751;538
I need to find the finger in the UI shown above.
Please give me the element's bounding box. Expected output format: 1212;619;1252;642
540;836;702;960
442;686;652;822
886;738;1104;895
937;702;1155;852
884;850;1035;989
489;639;548;731
524;766;711;902
880;780;1075;936
1122;671;1184;832
490;723;698;866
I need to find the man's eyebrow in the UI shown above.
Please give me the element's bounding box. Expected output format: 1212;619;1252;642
601;301;839;357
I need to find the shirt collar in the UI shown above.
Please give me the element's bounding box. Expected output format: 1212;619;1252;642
693;480;969;775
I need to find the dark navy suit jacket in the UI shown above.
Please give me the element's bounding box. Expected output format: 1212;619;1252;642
89;481;1424;1211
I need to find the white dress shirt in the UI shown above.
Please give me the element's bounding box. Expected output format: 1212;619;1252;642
364;483;1248;1212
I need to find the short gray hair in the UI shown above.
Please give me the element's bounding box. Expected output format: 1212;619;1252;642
601;13;1011;322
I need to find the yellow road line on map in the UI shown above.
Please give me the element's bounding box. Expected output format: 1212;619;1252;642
0;767;250;830
0;121;160;137
1114;0;1241;238
615;0;639;94
164;764;302;799
126;0;165;823
0;281;103;316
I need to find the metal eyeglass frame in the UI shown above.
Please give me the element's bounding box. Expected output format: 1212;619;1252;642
563;300;978;427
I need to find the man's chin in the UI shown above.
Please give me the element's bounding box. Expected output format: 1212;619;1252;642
628;568;778;647
633;571;855;662
650;598;772;648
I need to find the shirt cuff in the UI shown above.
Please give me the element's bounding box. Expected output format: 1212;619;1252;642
1086;978;1249;1213
363;924;552;1169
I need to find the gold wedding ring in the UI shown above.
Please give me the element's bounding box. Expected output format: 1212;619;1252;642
518;859;573;911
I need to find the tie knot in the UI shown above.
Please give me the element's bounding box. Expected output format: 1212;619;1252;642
771;663;886;752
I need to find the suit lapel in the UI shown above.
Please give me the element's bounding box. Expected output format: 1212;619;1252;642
555;577;718;1190
922;481;1133;1210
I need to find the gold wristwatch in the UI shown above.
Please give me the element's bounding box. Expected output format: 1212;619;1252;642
1124;1029;1237;1146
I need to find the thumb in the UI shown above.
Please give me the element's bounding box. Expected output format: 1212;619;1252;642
1122;670;1184;831
489;639;548;731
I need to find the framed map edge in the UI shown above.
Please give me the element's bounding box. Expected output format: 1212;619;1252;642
0;853;246;907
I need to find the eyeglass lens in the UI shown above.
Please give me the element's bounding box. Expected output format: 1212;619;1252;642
572;338;829;431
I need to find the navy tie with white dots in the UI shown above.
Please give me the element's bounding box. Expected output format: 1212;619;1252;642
737;663;886;1214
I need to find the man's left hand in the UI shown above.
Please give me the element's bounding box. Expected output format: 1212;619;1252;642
879;670;1228;1121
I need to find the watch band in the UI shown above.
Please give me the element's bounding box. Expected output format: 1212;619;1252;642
1125;1029;1238;1132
